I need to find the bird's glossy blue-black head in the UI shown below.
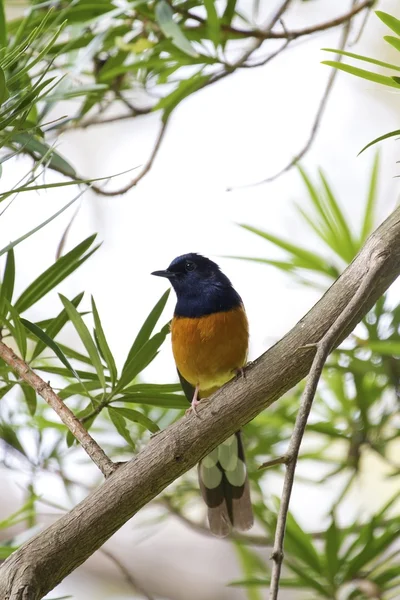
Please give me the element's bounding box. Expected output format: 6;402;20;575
152;253;242;317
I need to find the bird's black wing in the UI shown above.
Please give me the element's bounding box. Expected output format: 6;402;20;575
177;369;194;404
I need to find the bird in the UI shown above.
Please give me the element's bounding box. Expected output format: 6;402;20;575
152;253;253;537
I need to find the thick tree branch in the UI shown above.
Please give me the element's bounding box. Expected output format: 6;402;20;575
0;206;399;599
0;342;116;479
268;252;386;600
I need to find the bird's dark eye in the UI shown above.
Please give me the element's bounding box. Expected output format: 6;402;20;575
185;261;196;272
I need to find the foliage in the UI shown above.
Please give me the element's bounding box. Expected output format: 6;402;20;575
323;10;400;155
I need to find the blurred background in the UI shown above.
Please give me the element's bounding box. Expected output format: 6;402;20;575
0;0;399;599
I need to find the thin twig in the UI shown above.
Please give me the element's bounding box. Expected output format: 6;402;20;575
181;0;372;41
101;548;154;600
258;455;289;471
0;341;117;479
235;0;358;190
91;117;169;196
268;249;388;600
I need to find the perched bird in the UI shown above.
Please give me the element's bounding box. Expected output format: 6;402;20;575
152;253;253;537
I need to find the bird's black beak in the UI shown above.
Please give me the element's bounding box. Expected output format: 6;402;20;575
151;269;175;279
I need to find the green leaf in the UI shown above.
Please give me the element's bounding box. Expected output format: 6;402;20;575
0;0;7;47
21;318;80;381
367;341;400;355
285;512;322;574
319;170;356;260
59;295;106;390
114;392;186;408
0;249;15;321
11;133;76;178
109;407;159;434
0;190;87;259
156;74;210;120
15;235;98;313
115;323;170;394
384;35;400;52
376;10;400;36
155;0;198;58
123;290;170;368
240;224;335;276
7;302;27;359
204;0;220;47
325;519;340;582
359;128;400;155
124;383;182;393
0;65;8;106
360;152;379;242
322;61;400;89
0;423;26;457
322;47;400;73
21;384;37;416
31;292;84;360
0;547;18;559
108;407;135;448
91;297;117;386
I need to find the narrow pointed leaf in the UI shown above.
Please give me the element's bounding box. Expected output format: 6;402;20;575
322;61;400;89
108;407;135;448
155;0;198;58
21;318;80;381
109;407;159;434
15;235;98;313
116;323;170;394
359;128;400;155
31;292;84;360
376;10;400;36
59;294;106;390
0;249;15;320
123;290;170;369
21;384;37;416
91;297;117;386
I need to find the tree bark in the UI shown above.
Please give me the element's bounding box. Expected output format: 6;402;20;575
0;206;399;599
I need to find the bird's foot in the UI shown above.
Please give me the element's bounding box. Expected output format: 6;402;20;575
185;396;202;418
234;366;246;380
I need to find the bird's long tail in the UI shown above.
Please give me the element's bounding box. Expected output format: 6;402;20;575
198;431;253;537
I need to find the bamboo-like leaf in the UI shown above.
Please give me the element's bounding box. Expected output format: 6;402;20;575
21;384;37;416
116;323;170;394
322;61;400;88
359;128;400;155
7;302;27;359
15;235;98;313
0;191;87;259
91;297;117;386
0;249;15;320
59;295;106;390
155;0;198;58
31;292;84;360
322;48;400;72
204;0;220;47
21;318;80;381
325;519;341;582
112;391;186;409
384;35;400;52
109;407;159;434
240;224;335;275
11;133;76;178
376;10;400;37
123;290;170;369
108;407;135;448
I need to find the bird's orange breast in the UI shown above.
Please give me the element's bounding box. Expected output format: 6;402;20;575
171;305;249;396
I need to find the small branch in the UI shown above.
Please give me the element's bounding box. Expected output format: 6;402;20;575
234;0;357;190
258;455;289;471
0;341;116;479
91;117;169;196
101;548;154;600
268;249;388;600
182;0;372;41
